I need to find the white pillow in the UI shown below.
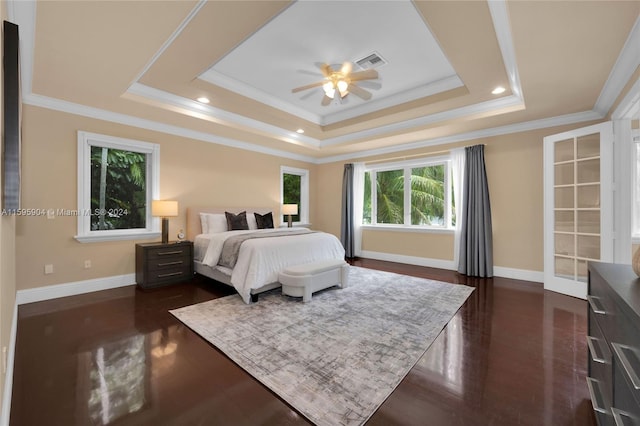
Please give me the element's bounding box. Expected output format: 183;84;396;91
247;212;258;230
199;213;209;234
207;213;228;233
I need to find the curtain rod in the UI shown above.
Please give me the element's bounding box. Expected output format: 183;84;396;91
363;144;485;165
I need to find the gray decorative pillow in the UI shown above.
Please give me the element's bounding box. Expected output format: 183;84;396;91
254;212;274;229
225;211;249;231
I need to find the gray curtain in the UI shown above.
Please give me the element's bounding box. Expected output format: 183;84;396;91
340;163;355;258
458;145;493;277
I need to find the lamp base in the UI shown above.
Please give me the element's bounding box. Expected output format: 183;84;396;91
161;217;169;244
287;215;293;228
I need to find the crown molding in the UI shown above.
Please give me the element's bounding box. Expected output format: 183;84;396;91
130;0;207;84
7;0;634;167
320;75;464;125
22;93;319;164
487;0;523;99
199;67;463;126
316;109;603;164
198;68;323;124
319;94;524;147
594;15;640;117
127;83;321;149
612;77;640;120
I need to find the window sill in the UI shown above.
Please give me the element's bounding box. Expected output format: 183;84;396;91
361;225;454;234
75;231;160;243
278;223;312;229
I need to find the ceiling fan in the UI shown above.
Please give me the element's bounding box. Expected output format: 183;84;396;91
292;62;379;106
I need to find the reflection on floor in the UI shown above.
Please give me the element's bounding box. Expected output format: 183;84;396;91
10;259;595;425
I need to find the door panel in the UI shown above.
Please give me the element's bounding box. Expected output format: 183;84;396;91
544;122;613;299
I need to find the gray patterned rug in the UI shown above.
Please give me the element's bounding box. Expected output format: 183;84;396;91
170;266;474;426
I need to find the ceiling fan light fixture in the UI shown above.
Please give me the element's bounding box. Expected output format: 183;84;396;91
293;61;378;106
322;81;335;98
337;79;349;96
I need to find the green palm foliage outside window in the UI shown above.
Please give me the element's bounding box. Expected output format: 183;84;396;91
376;170;404;224
90;147;146;230
282;173;301;222
363;162;454;227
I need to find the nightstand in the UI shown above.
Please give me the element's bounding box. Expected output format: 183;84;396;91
135;241;193;289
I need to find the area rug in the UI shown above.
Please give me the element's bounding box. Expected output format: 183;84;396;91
170;266;474;426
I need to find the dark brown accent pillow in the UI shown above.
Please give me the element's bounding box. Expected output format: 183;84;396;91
254;212;274;229
225;211;249;231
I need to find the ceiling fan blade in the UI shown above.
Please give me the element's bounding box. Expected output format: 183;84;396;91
357;80;382;90
350;69;378;81
341;61;353;75
321;94;332;106
348;84;372;100
292;81;325;93
319;63;333;77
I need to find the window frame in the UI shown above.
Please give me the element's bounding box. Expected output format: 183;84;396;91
280;165;309;226
364;156;453;231
76;131;160;243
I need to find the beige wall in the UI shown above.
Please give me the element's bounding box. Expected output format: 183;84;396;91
316;123;599;274
16;105;316;290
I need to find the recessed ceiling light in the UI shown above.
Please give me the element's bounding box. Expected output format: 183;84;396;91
296;128;305;134
491;86;506;95
196;97;210;104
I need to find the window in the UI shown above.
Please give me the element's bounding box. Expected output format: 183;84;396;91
281;166;309;225
363;157;453;229
76;131;159;242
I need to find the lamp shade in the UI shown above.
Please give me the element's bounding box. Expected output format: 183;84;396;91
282;204;298;215
152;200;178;217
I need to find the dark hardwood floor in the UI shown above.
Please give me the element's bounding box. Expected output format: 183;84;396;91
10;259;595;425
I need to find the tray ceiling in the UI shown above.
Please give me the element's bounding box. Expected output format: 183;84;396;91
9;0;640;162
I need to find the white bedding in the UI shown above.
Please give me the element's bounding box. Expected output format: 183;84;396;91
196;228;345;303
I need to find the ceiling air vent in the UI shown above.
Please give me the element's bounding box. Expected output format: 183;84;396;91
355;52;387;70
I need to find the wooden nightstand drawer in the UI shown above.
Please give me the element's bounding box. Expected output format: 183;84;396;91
146;245;191;260
136;241;193;289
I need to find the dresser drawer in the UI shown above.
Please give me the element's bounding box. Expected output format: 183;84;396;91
588;263;640;426
589;280;619;339
612;338;640;408
588;315;614;426
613;357;640;425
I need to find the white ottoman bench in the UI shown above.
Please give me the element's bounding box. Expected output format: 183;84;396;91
279;259;349;302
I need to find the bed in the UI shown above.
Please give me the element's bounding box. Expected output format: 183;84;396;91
186;207;346;304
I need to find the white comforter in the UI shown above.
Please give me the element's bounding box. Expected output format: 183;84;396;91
198;228;345;303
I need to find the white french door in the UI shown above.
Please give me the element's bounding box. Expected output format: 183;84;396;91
543;122;613;299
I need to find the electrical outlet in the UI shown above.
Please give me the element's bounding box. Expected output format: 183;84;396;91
44;264;53;274
84;260;92;269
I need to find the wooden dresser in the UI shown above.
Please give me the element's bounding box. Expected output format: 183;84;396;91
135;241;193;289
587;262;640;425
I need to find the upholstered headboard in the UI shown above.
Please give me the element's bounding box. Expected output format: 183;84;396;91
186;206;275;241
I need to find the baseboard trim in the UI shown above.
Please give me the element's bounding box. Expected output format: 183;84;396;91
360;250;456;271
359;251;543;283
15;274;136;306
492;266;544;283
1;303;17;426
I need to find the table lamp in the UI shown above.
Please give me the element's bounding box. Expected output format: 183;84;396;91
282;204;298;228
152;200;178;243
